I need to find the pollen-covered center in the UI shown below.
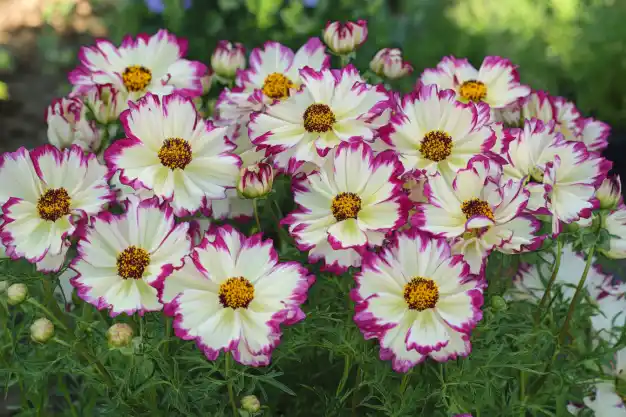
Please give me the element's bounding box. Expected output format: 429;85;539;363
262;72;295;100
420;130;453;162
116;246;150;280
219;277;255;309
122;65;152;92
158;138;192;170
37;188;71;221
403;277;439;311
303;103;336;133
331;192;362;221
459;79;487;102
461;198;494;220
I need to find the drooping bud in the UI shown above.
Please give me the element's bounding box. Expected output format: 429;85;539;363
211;41;246;79
369;48;413;80
322;20;368;55
30;318;54;343
597;176;622;210
241;395;261;413
107;323;134;348
7;283;28;306
237;162;274;199
46;97;101;152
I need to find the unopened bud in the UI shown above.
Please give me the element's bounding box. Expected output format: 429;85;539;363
490;295;507;311
597;176;621;210
7;283;28;305
237;162;274;199
323;20;368;55
211;41;246;79
107;323;134;348
30;318;54;343
241;395;261;413
369;48;413;80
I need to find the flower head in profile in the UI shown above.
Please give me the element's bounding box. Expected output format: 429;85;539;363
283;141;407;272
601;204;626;259
0;146;113;268
420;56;530;109
69;30;206;103
413;158;539;273
503;118;610;234
156;225;314;366
105;93;241;216
250;66;389;171
46;97;101;152
71;196;191;317
369;48;413;79
352;229;483;372
381;83;495;178
237;38;330;104
323;20;368;55
82;84;123;125
211;41;246;79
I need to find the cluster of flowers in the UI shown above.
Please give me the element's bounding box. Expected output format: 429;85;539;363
0;20;624;415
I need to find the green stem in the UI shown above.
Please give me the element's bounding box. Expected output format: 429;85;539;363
164;315;172;356
339;54;351;68
26;298;69;331
351;367;362;416
252;199;262;233
558;241;597;345
225;353;237;416
400;370;412;394
534;236;563;322
58;375;79;417
42;277;70;328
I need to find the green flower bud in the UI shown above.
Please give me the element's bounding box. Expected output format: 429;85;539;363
30;318;54;343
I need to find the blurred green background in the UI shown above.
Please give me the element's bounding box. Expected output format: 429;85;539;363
1;0;626;148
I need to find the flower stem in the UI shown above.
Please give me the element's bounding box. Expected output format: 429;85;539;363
252;198;262;233
225;352;237;416
558;241;597;345
534;236;563;322
351;367;362;416
53;337;115;388
339;54;351;68
26;298;69;332
163;315;172;356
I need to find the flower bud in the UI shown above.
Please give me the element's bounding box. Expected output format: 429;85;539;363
107;323;134;348
46;97;102;152
211;41;246;79
201;72;214;95
7;283;28;305
237;162;274;199
84;84;122;125
490;295;507;311
369;48;413;80
597;176;621;210
323;20;368;55
30;318;54;343
241;395;261;413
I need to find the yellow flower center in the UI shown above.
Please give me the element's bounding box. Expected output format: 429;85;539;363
37;188;71;221
116;246;150;280
403;277;439;311
459;79;487;102
461;198;494;220
158;138;193;170
303;103;336;133
331;192;362;221
262;72;295;100
420;130;453;162
219;277;255;309
122;65;152;93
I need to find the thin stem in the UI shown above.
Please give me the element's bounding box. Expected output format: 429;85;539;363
42;277;70;328
53;338;115;388
534;236;563;322
225;353;237;416
26;298;69;331
164;315;172;356
252;199;262;233
351;367;362;416
400;370;412;394
58;375;79;417
558;241;597;345
339;54;351;68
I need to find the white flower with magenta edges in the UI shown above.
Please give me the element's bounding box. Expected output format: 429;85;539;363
413;157;539;273
323;20;368;55
420;55;530;109
250;65;389;171
70;196;191;317
380;84;495;178
352;229;483;373
46;97;101;152
105;93;241;216
0;146;113;267
156;225;315;366
69;30;207;103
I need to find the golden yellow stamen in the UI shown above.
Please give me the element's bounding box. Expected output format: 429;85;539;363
461;198;494;220
116;246;150;280
219;277;255;309
459;79;487;102
37;188;71;221
262;72;295;100
303;103;336;133
122;65;152;92
420;130;453;162
403;277;439;311
331;192;362;221
158;138;193;170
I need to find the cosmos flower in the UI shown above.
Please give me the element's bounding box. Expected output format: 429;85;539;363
283;141;407;272
105;93;241;216
352;229;483;372
0;146;113;267
69;30;206;104
420;55;530;109
156;225;314;366
380;83;495;178
413;157;539;273
46;97;101;152
602;205;626;259
249;65;389;171
70;196;191;317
